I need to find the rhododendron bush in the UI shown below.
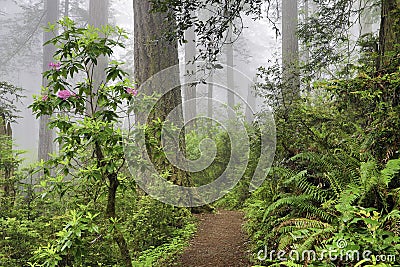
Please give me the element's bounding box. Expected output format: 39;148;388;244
28;18;144;266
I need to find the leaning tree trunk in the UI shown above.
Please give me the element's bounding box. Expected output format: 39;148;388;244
39;0;59;162
133;0;191;188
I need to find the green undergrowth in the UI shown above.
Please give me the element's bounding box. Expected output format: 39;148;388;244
131;220;196;267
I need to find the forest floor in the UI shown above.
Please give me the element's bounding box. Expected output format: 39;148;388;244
178;209;252;267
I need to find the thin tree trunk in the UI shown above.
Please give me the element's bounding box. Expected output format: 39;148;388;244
184;23;197;125
94;141;132;267
106;172;132;267
226;23;235;117
207;71;214;120
39;0;59;162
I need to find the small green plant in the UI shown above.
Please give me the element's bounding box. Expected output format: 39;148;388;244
31;207;100;267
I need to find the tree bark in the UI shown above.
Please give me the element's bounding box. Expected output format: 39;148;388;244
378;0;400;70
133;0;190;187
226;24;235;117
39;0;59;162
184;23;197;124
282;0;300;104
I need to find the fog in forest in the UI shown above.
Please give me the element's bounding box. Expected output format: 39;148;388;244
1;0;280;163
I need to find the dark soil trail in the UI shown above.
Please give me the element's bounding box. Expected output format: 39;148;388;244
178;210;251;267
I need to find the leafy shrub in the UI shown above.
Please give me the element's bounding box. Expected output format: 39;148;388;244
0;218;41;266
126;196;192;254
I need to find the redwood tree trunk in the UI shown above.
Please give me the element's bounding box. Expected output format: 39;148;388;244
282;0;300;104
184;23;197;124
226;23;235;117
378;0;400;71
133;0;190;187
39;0;59;161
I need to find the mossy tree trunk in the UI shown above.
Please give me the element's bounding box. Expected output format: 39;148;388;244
378;0;400;71
133;0;191;188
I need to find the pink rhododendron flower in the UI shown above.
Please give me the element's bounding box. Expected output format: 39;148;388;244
49;62;61;71
125;87;138;96
57;90;72;100
42;95;48;101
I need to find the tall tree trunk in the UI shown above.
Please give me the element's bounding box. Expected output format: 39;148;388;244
39;0;59;162
207;71;214;120
226;24;235;117
133;0;190;188
303;0;311;91
282;0;300;104
378;0;400;70
87;0;109;115
184;23;197;125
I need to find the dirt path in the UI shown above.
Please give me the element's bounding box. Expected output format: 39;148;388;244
178;210;251;267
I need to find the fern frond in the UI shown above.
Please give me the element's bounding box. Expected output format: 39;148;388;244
296;227;333;253
263;194;314;221
278;233;296;250
277;218;332;231
283;170;307;186
381;158;400;187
